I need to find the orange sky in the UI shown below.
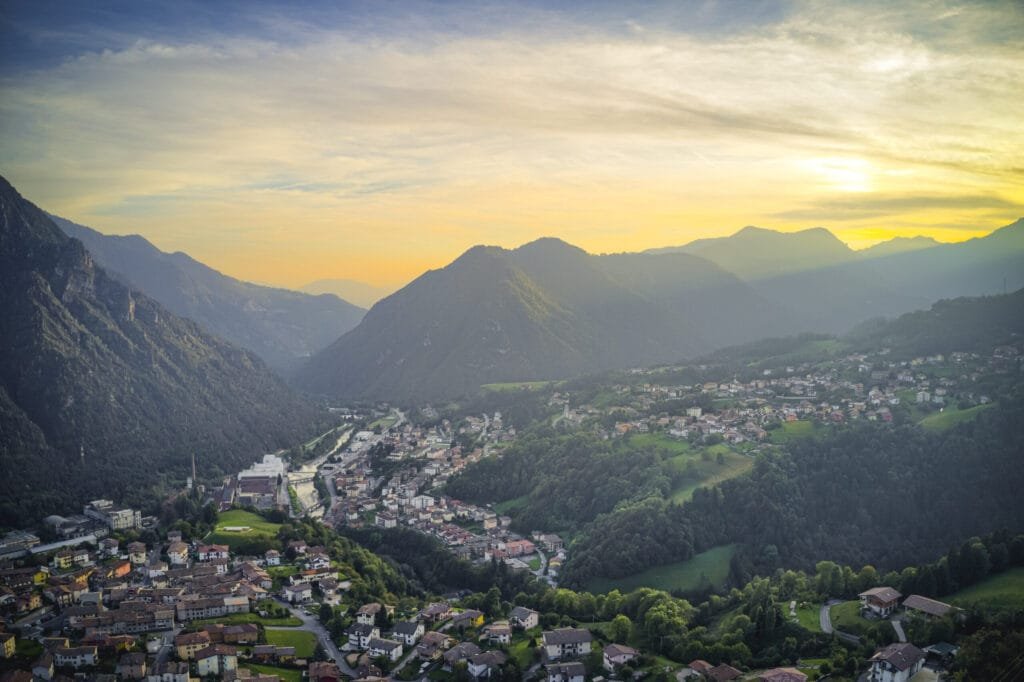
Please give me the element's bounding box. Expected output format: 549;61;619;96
2;1;1021;288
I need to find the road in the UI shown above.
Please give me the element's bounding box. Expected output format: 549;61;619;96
891;619;907;643
153;627;182;669
819;602;835;634
271;601;357;677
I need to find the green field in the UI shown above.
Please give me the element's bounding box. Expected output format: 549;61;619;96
795;603;822;632
828;600;876;637
586;544;737;594
265;628;318;658
918;403;995;431
769;420;817;444
244;663;302;682
205;509;282;549
481;380;557;392
628;432;693;455
668;451;753;503
949;567;1024;612
508;637;536;668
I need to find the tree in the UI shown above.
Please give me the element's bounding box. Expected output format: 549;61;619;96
610;614;632;643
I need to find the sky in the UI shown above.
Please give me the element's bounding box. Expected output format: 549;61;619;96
1;0;1022;289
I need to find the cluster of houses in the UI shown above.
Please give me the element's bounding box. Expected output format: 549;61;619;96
0;526;348;681
550;344;1012;445
307;414;563;580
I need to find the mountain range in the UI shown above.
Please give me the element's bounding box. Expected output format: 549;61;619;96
299;278;396;309
0;175;325;525
299;220;1024;402
52;216;366;371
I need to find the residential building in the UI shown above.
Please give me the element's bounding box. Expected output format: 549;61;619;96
902;594;955;619
175;631;211;660
54;645;98;669
509;606;539;630
602;643;639;671
367;637;403;662
859;587;902;618
468;650;507;678
116;652;147;680
346;623;380;650
0;633;14;659
392;621;425;646
195;644;238;677
542;628;592;661
867;643;925;682
547;662;586;682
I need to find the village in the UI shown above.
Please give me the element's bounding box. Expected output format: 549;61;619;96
0;342;1017;681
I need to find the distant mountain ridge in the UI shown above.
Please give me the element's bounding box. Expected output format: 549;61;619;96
52;216;365;371
300;220;1024;402
297;237;795;401
0;176;325;525
300;278;397;308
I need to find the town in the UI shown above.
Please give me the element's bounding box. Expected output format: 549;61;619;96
0;339;1019;681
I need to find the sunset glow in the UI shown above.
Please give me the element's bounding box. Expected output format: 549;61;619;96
1;0;1021;289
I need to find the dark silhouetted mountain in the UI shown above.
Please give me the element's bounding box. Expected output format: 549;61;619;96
51;216;365;371
0;176;326;525
297;238;792;401
300;278;397;308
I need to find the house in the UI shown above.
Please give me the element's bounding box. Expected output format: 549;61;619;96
146;660;190;681
0;633;14;659
166;541;188;566
116;652;147;679
197;544;230;561
309;661;343;682
264;549;281;566
128;542;147;565
309;661;342;682
32;653;54;680
420;601;452;622
547;661;586;682
509;605;539;630
392;621;425;646
175;631;211;659
859;587;902;618
195;644;238;677
54;645;98;668
707;663;743;681
357;602;384;625
483;622;512;645
542;628;592;660
758;668;808;682
346;623;380;650
603;643;639;671
283;583;312;603
307;551;331;570
417;631;453;660
224;623;260;644
867;642;925;682
902;594;954;619
453;609;485;629
367;637;404;662
468;650;508;678
444;642;482;670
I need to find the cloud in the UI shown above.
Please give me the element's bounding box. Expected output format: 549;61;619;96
0;0;1021;283
773;194;1024;222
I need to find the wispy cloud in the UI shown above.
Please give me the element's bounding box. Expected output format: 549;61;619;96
0;0;1022;284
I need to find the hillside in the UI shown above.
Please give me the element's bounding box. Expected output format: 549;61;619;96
296;238;792;401
52;216;366;371
0;176;327;525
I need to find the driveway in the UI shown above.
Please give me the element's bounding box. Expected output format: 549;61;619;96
273;602;357;677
